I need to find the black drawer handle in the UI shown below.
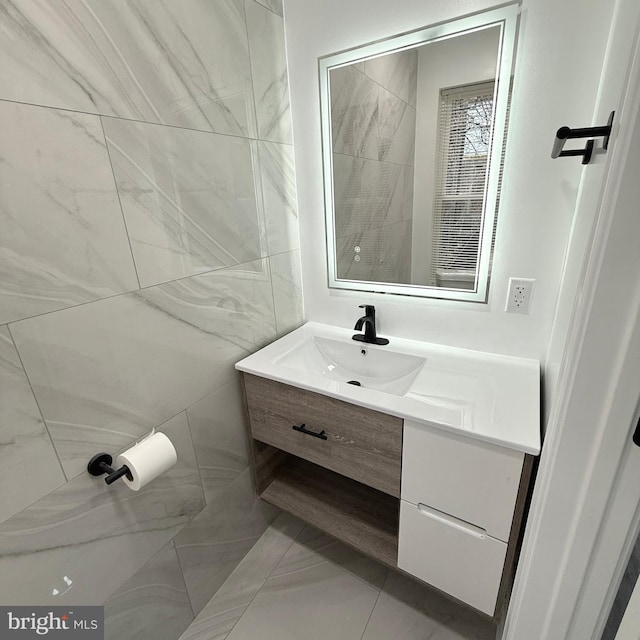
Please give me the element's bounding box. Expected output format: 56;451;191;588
292;423;328;440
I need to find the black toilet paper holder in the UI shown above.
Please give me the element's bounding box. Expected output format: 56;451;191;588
87;453;132;485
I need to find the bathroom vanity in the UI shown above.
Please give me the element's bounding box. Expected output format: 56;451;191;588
235;322;540;618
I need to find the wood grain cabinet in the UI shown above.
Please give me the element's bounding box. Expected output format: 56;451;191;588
243;374;403;497
241;373;534;619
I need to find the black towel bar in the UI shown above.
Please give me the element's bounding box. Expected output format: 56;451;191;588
551;111;614;165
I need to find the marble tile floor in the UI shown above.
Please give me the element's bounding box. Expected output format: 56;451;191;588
180;513;498;640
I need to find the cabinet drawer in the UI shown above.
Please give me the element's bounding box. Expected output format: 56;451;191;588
397;500;507;616
402;420;524;542
243;374;403;497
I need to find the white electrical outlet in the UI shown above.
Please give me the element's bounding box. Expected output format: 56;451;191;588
506;278;535;314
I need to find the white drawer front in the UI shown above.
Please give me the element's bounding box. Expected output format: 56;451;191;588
401;420;524;542
397;500;507;616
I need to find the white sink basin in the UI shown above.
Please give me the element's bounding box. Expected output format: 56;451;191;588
235;322;541;455
274;335;426;396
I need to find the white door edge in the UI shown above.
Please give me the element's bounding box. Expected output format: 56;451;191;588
502;1;640;637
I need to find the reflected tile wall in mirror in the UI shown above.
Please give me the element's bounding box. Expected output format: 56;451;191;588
333;155;414;238
364;52;418;107
337;221;413;283
330;65;379;160
378;86;417;165
330;50;416;285
253;0;283;17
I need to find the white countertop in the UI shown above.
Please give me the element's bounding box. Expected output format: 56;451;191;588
235;322;541;455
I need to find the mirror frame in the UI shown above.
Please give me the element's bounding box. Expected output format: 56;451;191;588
319;4;518;302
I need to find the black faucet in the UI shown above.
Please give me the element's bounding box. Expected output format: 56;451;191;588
353;305;389;345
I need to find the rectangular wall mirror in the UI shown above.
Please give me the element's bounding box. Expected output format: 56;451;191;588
319;5;518;302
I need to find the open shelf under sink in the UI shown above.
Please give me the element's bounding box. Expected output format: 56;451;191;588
258;453;399;569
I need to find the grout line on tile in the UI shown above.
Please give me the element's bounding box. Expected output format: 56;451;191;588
243;2;281;342
172;539;197;621
175;532;263;554
359;569;391;640
220;517;300;640
0;97;296;148
19;370;254;492
70;404;209;485
350;63;417;110
6;324;70;484
332;149;415;170
198;464;250;508
250;140;272;259
4;288;132;327
102;539;181;607
266;255;281;336
327;554;390;593
183;409;209;504
133;257;271;295
266;247;300;260
242;0;261;145
5;255;274;327
181;374;244;428
99;116;142;290
291;525;390;592
250;0;282;19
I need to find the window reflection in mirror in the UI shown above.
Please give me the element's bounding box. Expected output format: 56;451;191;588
320;6;517;302
431;80;495;290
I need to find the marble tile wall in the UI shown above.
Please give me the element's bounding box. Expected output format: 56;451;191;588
330;49;417;284
0;1;301;638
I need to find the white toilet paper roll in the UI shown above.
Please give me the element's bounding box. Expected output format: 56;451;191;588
116;432;177;491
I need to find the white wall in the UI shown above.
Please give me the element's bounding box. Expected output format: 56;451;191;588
412;27;499;285
541;0;640;414
284;0;615;361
